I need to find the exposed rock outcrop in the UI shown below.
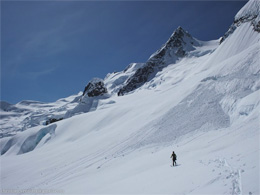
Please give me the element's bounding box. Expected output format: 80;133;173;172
118;27;200;96
83;78;107;97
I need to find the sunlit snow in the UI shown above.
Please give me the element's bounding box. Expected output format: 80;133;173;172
1;1;259;194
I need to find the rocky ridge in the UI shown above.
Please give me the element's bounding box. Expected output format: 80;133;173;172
118;27;200;96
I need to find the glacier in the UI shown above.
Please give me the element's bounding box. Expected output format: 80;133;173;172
0;0;259;194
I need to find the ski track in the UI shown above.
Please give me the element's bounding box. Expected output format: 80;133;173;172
199;158;243;195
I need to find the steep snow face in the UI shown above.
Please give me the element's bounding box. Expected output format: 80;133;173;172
235;0;260;23
117;27;201;96
220;0;260;43
210;22;259;65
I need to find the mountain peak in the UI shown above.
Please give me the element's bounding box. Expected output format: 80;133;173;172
117;26;200;96
168;26;192;44
175;26;185;32
173;26;191;36
177;25;183;30
149;26;199;62
173;26;190;35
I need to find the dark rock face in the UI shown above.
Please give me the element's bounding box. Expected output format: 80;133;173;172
118;64;155;96
118;27;199;96
45;118;63;125
83;78;107;97
254;20;260;32
65;78;109;118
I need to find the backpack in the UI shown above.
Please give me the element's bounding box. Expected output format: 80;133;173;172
172;153;177;160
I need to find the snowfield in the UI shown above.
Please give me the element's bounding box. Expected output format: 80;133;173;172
1;1;260;194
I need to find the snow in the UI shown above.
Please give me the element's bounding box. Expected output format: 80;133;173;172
1;2;260;194
220;0;260;44
210;22;259;65
0;93;81;138
235;0;260;23
1;116;259;194
104;63;145;94
149;26;200;60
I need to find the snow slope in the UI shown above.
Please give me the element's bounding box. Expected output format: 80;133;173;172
1;1;259;194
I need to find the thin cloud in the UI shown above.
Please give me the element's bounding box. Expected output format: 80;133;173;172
21;65;59;80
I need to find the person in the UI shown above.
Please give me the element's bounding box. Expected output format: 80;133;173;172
170;151;177;166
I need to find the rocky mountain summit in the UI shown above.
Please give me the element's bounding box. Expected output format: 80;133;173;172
118;27;200;96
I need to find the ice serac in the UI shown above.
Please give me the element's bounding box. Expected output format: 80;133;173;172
117;26;200;96
220;0;260;43
0;94;80;138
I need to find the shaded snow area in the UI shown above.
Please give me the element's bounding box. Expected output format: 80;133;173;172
1;1;260;194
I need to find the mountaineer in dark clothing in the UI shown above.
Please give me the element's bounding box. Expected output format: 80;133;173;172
170;151;177;166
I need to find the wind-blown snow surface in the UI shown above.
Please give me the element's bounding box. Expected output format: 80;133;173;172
1;4;260;195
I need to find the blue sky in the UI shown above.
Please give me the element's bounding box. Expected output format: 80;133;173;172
1;1;246;104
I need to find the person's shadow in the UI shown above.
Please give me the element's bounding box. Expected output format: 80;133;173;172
170;163;181;167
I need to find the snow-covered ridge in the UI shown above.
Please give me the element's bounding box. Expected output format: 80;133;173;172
220;0;260;43
104;63;145;94
235;0;260;23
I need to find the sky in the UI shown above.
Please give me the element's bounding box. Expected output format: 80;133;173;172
1;0;247;104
